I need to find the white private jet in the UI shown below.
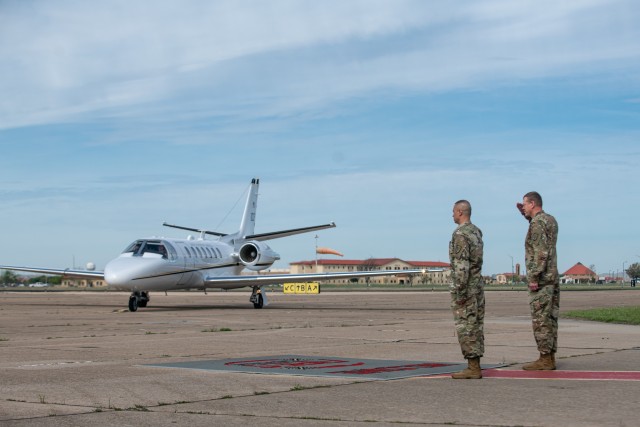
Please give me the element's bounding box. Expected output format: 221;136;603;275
1;178;426;311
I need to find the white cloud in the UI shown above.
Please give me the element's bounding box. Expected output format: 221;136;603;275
2;0;639;130
0;0;431;126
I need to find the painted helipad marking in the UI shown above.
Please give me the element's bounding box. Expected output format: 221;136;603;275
482;370;640;381
146;355;505;380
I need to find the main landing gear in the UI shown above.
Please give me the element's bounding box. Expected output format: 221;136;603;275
128;291;150;312
250;287;267;309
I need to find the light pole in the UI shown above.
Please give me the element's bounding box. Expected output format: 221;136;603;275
508;254;514;284
622;260;627;286
314;235;319;272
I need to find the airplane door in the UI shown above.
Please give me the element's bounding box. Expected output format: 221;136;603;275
176;243;195;286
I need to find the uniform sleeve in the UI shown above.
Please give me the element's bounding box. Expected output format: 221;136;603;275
526;220;550;282
450;233;470;299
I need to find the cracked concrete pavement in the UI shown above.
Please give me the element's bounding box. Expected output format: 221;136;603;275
1;289;639;426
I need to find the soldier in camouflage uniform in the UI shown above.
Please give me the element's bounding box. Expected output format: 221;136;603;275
449;200;484;379
518;191;559;370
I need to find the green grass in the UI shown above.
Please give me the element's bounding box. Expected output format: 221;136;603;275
564;306;640;325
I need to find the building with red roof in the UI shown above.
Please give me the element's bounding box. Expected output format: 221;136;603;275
290;258;450;285
561;262;597;284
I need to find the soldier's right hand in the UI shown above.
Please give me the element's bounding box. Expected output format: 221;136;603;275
516;202;532;221
454;295;468;305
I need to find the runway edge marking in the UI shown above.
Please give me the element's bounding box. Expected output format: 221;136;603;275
481;370;640;381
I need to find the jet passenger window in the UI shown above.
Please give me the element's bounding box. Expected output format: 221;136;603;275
163;241;178;260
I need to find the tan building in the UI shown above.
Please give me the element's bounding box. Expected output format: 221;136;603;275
495;273;518;284
290;258;451;285
61;278;107;288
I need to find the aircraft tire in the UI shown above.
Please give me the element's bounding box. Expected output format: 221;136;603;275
138;291;149;308
128;296;138;312
253;293;264;309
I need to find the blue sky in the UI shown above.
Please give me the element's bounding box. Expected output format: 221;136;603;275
1;0;639;276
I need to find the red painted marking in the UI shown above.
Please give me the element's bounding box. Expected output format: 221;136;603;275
482;370;640;381
225;358;364;370
329;362;453;375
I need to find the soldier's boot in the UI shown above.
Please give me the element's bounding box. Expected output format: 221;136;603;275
451;357;482;379
522;353;556;371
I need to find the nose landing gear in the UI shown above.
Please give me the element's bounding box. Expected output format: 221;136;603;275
128;291;150;312
249;287;267;309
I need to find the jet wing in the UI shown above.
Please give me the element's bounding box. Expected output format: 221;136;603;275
205;269;426;287
0;265;105;280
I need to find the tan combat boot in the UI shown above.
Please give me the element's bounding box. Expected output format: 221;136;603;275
522;353;556;371
451;357;482;379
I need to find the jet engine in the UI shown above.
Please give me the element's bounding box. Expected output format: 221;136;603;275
238;241;280;271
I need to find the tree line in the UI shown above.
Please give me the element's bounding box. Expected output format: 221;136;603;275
1;271;62;286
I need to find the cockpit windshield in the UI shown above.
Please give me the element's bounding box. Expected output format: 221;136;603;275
122;240;177;260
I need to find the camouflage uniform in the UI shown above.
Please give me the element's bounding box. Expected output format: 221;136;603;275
449;222;485;359
525;211;559;354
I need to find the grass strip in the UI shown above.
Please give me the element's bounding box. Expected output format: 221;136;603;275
564;306;640;325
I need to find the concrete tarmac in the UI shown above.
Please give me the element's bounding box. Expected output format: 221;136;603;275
1;289;639;426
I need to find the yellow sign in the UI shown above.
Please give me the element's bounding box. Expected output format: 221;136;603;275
283;282;321;294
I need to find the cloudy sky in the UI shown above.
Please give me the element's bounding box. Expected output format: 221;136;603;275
1;0;638;277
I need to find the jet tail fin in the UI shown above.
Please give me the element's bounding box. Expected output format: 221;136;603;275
238;178;259;238
222;178;335;245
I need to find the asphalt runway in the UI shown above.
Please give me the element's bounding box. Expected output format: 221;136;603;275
1;289;639;426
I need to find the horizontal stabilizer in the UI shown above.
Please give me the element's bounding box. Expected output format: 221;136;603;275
245;222;336;241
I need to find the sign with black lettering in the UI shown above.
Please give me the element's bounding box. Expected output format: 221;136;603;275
283;282;320;294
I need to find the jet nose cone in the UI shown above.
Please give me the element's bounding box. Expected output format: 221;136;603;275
104;258;132;289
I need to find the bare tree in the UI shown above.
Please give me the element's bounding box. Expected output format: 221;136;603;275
627;263;640;280
359;257;378;286
402;271;422;287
